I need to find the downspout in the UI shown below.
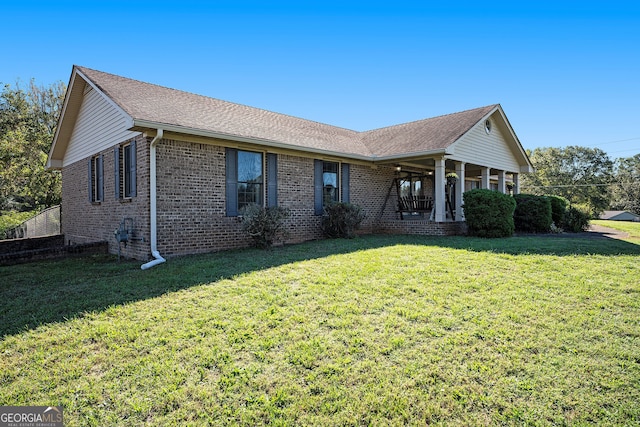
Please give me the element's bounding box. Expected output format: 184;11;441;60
141;129;165;270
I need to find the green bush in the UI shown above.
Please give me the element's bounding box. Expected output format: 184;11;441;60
240;204;291;248
548;195;568;226
463;189;516;238
321;202;366;238
513;194;553;233
562;206;591;232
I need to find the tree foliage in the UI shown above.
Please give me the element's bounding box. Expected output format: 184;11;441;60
521;146;613;216
0;79;66;212
610;154;640;215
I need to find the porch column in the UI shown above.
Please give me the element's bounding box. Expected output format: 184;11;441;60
481;167;491;189
455;161;465;221
434;157;446;222
512;173;520;194
497;170;506;193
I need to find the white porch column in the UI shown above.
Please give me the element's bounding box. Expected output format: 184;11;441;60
434;157;446;222
481;167;491;189
497;170;506;193
513;173;520;194
455;161;465;221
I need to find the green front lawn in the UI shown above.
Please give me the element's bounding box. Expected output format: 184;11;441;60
1;235;639;425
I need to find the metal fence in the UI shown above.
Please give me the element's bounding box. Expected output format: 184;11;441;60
3;205;61;239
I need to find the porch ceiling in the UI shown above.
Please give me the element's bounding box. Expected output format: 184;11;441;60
388;158;518;177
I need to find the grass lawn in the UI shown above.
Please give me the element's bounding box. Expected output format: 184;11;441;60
1;234;639;425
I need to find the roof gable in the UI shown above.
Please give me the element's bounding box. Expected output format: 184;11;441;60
447;106;533;173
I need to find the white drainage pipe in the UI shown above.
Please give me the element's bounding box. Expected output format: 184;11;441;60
141;129;166;270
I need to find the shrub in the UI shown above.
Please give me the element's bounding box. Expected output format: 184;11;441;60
548;195;568;226
321;202;366;238
562;206;590;232
463;189;516;238
513;194;553;233
240;204;291;248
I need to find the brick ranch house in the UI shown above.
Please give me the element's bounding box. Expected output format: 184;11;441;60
47;66;533;267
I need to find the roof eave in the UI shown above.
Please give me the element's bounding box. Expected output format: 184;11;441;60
132;119;375;162
371;148;450;164
46;67;83;170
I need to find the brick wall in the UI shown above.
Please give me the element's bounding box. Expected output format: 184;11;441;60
350;163;398;229
62;135;468;261
61;134;151;260
154;140;247;256
277;154;323;243
154;142;413;257
0;235;65;254
377;219;468;236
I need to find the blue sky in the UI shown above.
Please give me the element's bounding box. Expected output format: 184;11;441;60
3;1;639;159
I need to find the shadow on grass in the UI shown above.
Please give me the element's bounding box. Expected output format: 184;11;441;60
1;233;638;338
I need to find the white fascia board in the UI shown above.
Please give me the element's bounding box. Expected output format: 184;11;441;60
132;119;374;162
47;70;83;169
493;106;533;169
46;159;63;169
371;149;450;163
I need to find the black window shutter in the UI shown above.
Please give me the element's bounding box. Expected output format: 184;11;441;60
267;153;278;207
226;148;238;216
341;163;350;203
97;155;104;202
314;159;323;215
130;140;137;197
88;158;93;202
114;146;120;199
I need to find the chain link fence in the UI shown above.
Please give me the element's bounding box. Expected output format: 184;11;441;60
3;206;61;239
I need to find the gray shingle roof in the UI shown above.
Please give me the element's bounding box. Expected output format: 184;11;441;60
77;66;497;159
361;105;498;157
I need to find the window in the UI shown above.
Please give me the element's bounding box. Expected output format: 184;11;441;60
399;175;424;198
484;119;492;134
88;155;104;203
226;148;274;216
237;150;263;211
322;161;339;205
314;160;350;215
115;140;137;199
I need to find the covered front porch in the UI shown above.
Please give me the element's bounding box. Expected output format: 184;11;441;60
379;157;521;224
362;104;532;235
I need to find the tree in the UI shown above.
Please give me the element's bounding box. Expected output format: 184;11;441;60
520;146;613;216
0;79;65;211
610;154;640;215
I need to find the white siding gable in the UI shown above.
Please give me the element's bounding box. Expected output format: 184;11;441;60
448;114;521;173
63;87;140;166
